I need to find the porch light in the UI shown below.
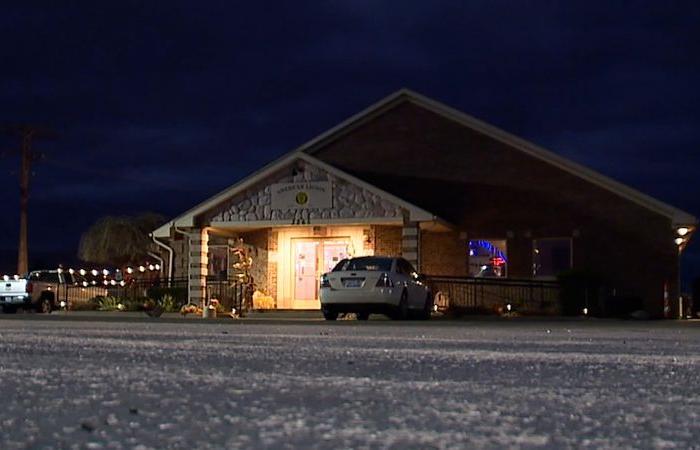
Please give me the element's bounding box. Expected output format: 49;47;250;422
674;237;684;246
677;227;689;236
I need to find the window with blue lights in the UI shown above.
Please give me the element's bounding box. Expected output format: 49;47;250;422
468;239;507;277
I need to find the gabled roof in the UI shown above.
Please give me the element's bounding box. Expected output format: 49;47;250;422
152;152;439;237
300;88;696;226
154;88;697;238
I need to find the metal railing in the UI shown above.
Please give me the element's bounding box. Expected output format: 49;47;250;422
102;277;251;312
425;276;560;314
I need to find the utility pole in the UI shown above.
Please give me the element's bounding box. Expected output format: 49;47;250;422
1;125;55;275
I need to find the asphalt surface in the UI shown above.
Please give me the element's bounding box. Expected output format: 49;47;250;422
1;315;699;449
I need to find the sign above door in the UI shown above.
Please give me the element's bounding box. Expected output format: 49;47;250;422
271;181;332;210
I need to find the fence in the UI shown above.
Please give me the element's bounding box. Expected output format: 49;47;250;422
102;277;250;312
426;276;560;314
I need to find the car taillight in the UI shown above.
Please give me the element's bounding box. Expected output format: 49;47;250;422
375;273;393;288
26;282;33;294
320;274;331;288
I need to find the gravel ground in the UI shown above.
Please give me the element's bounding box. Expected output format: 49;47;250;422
0;317;699;449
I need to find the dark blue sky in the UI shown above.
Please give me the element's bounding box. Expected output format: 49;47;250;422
1;1;699;284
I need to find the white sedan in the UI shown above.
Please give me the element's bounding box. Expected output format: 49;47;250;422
319;256;432;321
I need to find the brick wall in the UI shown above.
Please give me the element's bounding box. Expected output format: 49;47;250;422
421;231;467;276
373;225;402;257
241;229;269;294
313;101;680;317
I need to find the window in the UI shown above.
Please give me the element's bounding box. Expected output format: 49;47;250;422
396;258;417;276
30;271;59;283
468;239;507;277
337;257;393;272
533;238;572;277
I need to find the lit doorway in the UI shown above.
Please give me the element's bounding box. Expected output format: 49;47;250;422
293;238;350;308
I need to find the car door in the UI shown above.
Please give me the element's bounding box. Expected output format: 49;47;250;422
397;259;424;308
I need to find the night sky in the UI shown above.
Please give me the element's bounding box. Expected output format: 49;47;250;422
1;1;699;285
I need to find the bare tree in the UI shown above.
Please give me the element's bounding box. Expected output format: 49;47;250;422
78;213;166;266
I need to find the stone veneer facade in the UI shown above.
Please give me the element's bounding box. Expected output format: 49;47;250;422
206;160;404;225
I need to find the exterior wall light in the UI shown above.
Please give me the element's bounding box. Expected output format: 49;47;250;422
677;227;689;236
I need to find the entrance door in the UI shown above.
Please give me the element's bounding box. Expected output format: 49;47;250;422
293;238;350;309
294;241;319;302
322;241;350;273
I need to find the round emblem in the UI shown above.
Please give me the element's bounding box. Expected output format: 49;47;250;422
295;191;309;205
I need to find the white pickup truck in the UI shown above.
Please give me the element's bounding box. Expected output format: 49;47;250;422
1;270;107;313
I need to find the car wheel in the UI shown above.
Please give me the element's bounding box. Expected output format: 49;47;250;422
322;309;338;321
38;297;53;314
356;312;370;321
393;290;409;320
2;305;17;314
417;293;432;320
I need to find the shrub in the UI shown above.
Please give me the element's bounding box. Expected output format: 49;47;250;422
97;296;123;311
557;269;606;316
158;294;180;313
603;295;644;318
146;286;187;306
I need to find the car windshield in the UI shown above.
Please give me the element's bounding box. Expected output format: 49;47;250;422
335;257;393;272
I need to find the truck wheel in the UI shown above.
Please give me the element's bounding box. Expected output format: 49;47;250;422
38;297;53;314
2;305;17;314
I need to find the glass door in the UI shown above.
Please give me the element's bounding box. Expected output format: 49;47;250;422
292;237;351;308
294;241;319;301
322;240;350;273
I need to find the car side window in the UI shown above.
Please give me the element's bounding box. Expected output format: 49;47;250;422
396;259;411;275
30;271;59;283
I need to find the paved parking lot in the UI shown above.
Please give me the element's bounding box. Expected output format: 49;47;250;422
1;315;699;449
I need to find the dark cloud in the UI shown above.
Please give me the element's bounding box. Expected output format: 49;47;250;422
0;0;698;282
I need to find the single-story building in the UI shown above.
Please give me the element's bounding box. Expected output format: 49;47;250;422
152;89;696;317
